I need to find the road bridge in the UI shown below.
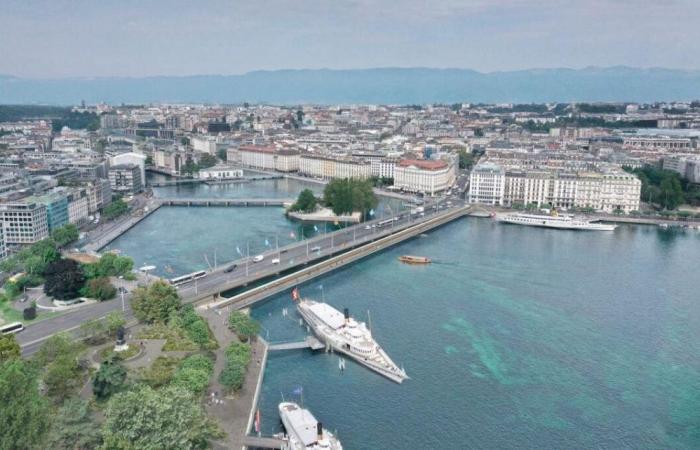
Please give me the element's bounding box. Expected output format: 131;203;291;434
176;203;468;304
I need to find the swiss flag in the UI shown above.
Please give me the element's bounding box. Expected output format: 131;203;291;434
291;287;300;302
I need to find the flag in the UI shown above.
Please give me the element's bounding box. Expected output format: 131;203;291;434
254;409;261;434
369;209;375;216
236;246;242;256
313;225;319;232
291;287;300;302
264;239;270;247
292;386;303;395
290;231;296;239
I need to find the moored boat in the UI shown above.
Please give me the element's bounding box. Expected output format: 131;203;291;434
292;288;408;383
279;402;343;450
495;211;616;231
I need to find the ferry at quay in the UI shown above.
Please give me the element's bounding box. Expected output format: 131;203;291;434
494;212;617;231
292;288;408;383
278;402;343;450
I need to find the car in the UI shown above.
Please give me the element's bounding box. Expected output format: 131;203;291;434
364;225;371;230
310;246;321;252
117;287;128;294
224;264;237;273
252;255;264;263
280;249;288;254
271;258;280;265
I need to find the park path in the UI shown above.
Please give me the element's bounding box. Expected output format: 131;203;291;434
199;306;266;450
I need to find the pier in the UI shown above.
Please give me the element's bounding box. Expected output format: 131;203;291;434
268;335;325;351
241;436;286;449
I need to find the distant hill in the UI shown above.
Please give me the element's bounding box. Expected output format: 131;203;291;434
1;67;699;105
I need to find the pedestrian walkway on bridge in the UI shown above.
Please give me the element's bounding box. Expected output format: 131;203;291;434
268;335;325;351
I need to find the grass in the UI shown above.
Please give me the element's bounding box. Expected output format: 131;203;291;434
136;323;199;351
0;297;61;325
99;344;141;361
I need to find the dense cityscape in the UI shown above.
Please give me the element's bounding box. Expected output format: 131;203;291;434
2;1;700;449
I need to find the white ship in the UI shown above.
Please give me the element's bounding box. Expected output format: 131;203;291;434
495;212;617;231
279;402;343;450
293;289;408;383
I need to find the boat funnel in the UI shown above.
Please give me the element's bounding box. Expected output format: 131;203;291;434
343;308;349;322
317;422;323;441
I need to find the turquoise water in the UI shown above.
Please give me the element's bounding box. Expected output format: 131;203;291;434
112;175;700;448
252;220;700;449
108;176;403;277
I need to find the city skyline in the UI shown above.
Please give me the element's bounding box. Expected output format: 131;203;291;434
1;0;699;78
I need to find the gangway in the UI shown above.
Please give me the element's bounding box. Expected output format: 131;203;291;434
268;336;325;351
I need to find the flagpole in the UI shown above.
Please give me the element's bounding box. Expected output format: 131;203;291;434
246;241;249;277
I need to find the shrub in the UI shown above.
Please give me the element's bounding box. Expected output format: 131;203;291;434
227;311;261;342
82;277;116;301
219;342;251;392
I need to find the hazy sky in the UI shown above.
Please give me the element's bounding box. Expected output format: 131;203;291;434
2;0;698;78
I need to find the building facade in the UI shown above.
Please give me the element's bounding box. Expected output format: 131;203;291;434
109;164;143;195
393;159;455;195
0;201;49;245
298;155;372;179
238;146;300;172
198;166;244;180
468;163;506;205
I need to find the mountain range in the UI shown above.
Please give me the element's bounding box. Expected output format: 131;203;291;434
1;67;699;105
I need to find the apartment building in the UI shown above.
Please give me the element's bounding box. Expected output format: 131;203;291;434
67;188;90;225
469;162;641;213
393;159;456;195
298;155;372;179
0;201;49;245
663;155;700;183
239;145;300;172
0;225;6;261
623;137;695;153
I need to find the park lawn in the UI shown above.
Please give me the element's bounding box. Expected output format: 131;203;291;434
0;297;61;325
137;323;199;351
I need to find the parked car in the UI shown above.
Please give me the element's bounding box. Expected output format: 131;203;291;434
310;246;321;252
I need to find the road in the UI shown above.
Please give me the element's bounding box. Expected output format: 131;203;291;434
17;197;462;355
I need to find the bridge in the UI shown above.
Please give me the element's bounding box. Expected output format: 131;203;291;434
149;174;283;187
179;203;470;306
268;335;325;351
156;198;293;207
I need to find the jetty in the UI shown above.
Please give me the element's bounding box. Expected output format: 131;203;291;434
268;336;325;351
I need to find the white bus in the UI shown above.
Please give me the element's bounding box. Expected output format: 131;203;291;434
169;270;207;286
0;322;24;335
376;217;400;228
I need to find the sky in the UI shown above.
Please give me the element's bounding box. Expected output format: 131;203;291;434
1;0;699;78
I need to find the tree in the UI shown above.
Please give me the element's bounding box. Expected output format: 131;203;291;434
83;277;117;300
79;319;108;345
103;199;129;219
45;398;102;450
52;224;80;247
217;148;227;161
180;137;190;146
44;354;83;402
131;280;181;323
93;357;127;399
44;258;85;300
172;355;214;394
0;359;50;450
323;178;377;217
102;385;220;449
0;334;20;362
198;153;217;168
289;188;318;213
219;342;251;391
106;311;126;337
85;252;134;278
144;155;153;165
458;149;475;169
227;311;261;341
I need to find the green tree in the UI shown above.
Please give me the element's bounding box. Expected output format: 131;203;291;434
52;223;80;247
102;385;220;449
180;137;190;146
86;252;134;278
0;334;20;363
103;199;129;219
83;277;117;300
144;155;153;165
106;311;126;337
227;311;261;341
79;318;108;345
44;354;83;403
131;280;181;323
458;149;475;169
198;153;217;168
93;357;127;399
0;359;50;450
659;177;684;210
46;398;102;450
219;342;251;392
323;178;377;217
35;332;84;366
43;258;85;300
289;188;318;213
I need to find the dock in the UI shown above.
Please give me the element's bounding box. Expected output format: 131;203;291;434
241;436;286;449
268;335;325;351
